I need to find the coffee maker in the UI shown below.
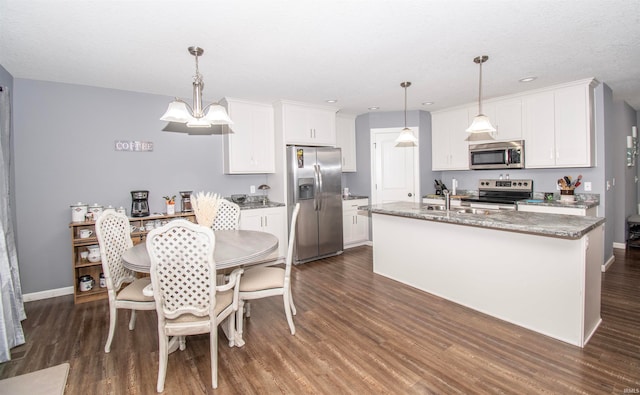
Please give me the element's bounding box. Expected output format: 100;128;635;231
131;190;150;217
180;191;192;213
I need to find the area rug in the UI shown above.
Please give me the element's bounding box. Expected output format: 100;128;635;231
0;362;69;395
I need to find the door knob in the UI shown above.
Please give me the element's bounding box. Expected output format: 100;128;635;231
408;193;413;197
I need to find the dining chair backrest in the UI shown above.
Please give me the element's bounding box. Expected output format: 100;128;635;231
212;199;241;231
146;219;217;320
95;209;136;292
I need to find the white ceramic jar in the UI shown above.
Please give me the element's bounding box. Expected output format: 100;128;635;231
87;245;101;262
70;202;88;223
88;204;104;221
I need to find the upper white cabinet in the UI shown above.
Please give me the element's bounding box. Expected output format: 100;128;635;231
336;113;357;172
468;98;523;143
523;79;597;168
275;100;338;146
431;108;470;170
221;98;275;174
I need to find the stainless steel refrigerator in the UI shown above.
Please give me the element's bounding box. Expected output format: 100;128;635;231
287;146;343;264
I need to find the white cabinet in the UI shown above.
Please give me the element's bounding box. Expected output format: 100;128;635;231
336;113;357;172
431;108;470;170
239;206;288;259
343;198;369;247
523;79;597;168
468;98;523;143
276;101;338;146
221;98;275;174
517;204;597;216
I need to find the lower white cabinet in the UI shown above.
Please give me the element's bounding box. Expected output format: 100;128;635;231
517;204;597;216
343;198;369;247
239;206;288;259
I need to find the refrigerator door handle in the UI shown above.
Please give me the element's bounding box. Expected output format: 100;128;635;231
316;164;324;211
313;164;320;211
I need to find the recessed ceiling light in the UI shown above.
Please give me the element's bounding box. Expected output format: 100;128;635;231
368;106;380;110
422;102;434;106
326;99;338;103
519;76;537;83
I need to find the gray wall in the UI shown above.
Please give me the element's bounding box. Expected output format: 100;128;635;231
13;79;267;294
343;110;436;198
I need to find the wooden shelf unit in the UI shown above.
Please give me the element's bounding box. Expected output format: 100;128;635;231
69;211;195;304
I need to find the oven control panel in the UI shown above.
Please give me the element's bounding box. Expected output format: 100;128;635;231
478;179;533;191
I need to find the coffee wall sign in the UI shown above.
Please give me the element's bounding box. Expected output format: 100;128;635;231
114;140;153;152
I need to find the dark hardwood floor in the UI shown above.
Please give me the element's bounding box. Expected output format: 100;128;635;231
1;246;639;394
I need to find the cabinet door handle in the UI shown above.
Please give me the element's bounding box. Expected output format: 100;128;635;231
310;128;313;138
264;216;268;227
261;217;264;227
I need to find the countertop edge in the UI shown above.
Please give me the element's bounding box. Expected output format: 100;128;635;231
367;202;605;240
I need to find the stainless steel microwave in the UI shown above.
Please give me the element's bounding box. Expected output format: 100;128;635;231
469;140;524;170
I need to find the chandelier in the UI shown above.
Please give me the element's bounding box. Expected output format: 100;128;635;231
160;46;233;128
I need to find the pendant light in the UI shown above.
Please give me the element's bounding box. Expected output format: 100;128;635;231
466;55;496;134
160;46;233;129
395;81;418;147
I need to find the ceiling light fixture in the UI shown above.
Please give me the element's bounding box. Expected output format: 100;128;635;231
368;106;380;111
326;99;338;103
466;55;496;134
422;102;434;106
160;46;233;129
395;81;418;147
519;76;537;83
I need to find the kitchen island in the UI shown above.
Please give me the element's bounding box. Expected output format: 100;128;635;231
369;201;605;347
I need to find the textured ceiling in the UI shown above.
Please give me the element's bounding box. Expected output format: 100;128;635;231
1;0;640;114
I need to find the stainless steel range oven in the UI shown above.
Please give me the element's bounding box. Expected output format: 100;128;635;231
462;179;533;209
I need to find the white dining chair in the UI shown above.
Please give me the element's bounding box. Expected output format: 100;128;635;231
236;203;300;338
94;209;155;353
146;219;243;392
212;199;241;230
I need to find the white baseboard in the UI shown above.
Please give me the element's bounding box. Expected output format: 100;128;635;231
344;240;373;249
612;242;626;249
23;286;74;302
602;254;615;272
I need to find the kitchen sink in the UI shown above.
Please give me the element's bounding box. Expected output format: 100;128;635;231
424;205;447;211
456;208;493;215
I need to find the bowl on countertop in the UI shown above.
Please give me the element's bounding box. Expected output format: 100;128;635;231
231;194;247;204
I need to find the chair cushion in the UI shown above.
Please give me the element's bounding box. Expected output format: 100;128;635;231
239;267;285;292
628;215;640;224
116;277;154;302
164;290;233;324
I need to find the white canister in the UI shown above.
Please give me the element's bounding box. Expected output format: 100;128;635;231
71;202;88;223
116;206;126;216
88;203;104;221
79;275;95;292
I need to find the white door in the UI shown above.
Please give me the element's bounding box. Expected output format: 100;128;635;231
371;128;419;204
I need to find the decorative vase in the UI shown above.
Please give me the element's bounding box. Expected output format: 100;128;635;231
166;203;175;215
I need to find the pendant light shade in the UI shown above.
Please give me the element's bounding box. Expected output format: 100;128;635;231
395;81;418;147
466;55;496;134
161;46;233;131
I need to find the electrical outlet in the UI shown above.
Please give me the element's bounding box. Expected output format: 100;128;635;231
250;185;256;194
584;182;592;191
606;181;611;191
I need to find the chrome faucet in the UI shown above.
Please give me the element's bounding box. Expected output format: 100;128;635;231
443;189;451;211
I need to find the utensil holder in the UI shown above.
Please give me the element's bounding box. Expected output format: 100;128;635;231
560;189;575;202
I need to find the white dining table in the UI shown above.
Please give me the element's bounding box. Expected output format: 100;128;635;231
121;229;280;348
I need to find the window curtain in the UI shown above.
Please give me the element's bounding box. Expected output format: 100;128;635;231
0;87;26;363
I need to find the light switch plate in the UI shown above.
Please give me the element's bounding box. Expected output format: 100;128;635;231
584;182;592;191
250;185;256;194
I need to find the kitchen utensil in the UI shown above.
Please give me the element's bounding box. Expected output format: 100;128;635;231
564;176;571;186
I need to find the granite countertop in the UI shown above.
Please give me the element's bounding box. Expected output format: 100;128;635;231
516;195;599;210
343;195;369;200
235;201;285;210
366;201;605;240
